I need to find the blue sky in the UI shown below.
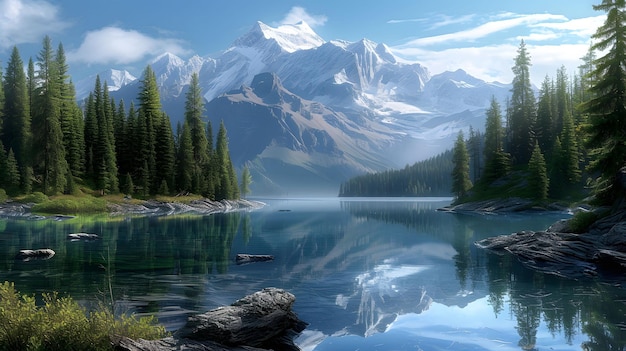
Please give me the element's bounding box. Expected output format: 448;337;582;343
0;0;602;85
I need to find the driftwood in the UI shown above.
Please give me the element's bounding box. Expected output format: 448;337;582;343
235;254;274;264
114;287;306;351
15;249;55;261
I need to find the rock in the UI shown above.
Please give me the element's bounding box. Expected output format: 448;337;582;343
114;287;306;351
15;248;55;261
438;197;535;213
67;233;100;241
235;254;274;264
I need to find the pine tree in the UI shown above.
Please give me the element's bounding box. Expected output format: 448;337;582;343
508;40;537;165
2;46;32;192
215;121;239;200
451;131;472;199
582;0;626;205
84;92;98;176
154;112;175;194
184;72;211;194
176;122;194;192
483;97;511;183
32;36;67;194
137;66;161;192
560;112;581;185
240;166;252;198
56;43;84;178
528;142;549;201
535;76;554;153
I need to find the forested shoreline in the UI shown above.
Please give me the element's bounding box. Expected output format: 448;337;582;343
0;36;249;203
343;38;593;204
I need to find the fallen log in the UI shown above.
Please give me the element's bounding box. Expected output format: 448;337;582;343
114;287;306;351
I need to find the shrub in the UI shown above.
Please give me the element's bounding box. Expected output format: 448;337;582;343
21;192;49;204
0;189;7;203
0;282;167;351
568;211;598;233
31;196;107;214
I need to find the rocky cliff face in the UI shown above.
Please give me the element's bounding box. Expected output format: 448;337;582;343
206;72;401;194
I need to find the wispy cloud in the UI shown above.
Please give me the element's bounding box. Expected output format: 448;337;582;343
391;12;599;84
277;6;327;28
399;13;568;47
0;0;69;48
68;26;190;65
389;14;476;30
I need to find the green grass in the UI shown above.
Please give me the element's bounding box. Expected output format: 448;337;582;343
31;195;107;215
0;281;167;351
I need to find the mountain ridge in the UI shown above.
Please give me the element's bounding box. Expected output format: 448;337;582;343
76;20;511;195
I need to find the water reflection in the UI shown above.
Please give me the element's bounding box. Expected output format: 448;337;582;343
0;199;625;350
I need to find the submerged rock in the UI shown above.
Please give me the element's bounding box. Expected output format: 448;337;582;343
15;248;56;261
114;287;306;351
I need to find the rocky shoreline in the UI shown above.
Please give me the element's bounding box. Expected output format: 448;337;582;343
444;198;626;281
0;198;266;219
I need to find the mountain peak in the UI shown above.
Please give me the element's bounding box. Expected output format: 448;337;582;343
235;21;324;53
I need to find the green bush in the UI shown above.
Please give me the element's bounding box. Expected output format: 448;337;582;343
0;281;167;351
31;196;107;214
21;192;49;204
568;211;598;233
0;189;7;203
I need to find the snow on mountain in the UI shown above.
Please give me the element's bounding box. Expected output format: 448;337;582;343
75;69;136;100
98;20;512;193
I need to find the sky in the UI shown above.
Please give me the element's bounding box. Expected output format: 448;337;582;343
0;0;603;85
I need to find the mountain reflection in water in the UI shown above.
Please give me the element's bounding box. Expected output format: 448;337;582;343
0;198;625;350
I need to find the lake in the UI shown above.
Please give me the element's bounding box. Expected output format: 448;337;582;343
1;197;625;351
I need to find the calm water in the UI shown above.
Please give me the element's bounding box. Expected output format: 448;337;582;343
1;197;625;351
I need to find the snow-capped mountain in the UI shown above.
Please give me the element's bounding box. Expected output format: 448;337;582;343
75;69;136;101
97;20;512;194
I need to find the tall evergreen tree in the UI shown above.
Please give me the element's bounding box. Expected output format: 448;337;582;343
214;121;239;200
176;122;194;192
535;76;554;153
451;131;472;199
508;40;537;165
582;0;626;205
240;165;252;198
137;66;161;191
32;36;67;194
56;43;84;178
184;72;210;193
154;112;176;194
528;142;549;201
483;97;511;183
2;46;32;191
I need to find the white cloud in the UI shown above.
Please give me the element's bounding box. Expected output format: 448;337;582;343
391;12;599;85
389;14;476;30
0;0;69;48
68;26;190;65
392;42;590;85
277;6;327;28
401;13;568;47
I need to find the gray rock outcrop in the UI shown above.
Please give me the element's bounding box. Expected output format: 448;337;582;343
114;287;306;351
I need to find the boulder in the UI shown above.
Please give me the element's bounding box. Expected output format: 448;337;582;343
67;233;100;241
15;249;55;261
114;287;306;351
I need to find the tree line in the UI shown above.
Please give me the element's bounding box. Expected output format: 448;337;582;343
0;36;250;200
338;150;453;197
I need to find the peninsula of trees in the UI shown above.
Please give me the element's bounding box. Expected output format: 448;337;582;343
0;36;246;202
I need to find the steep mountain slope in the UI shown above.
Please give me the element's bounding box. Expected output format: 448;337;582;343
206;72;402;195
